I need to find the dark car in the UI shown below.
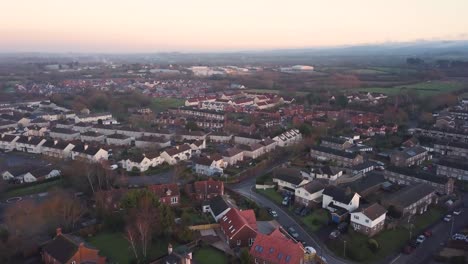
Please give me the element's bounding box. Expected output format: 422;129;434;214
409;240;419;248
424;230;433;237
300;207;311;217
294;206;304;215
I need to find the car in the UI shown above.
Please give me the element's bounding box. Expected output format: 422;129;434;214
424;230;433;237
409;240;419;248
416;235;426;244
452;233;466;241
109;164;118;170
295;206;304;215
305;246;316;255
287;226;300;238
282;197;290;206
443;214;453;222
329;230;341;239
269;209;278;218
403;245;415;254
453;209;462;216
300;207;311;217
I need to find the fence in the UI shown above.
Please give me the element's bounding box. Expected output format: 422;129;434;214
255;184;275;190
188;223;219;231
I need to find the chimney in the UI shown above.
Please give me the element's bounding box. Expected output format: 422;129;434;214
168;243;173;255
56;228;62;236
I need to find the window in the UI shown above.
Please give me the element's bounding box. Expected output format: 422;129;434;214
365;219;369;223
353;215;359;220
249;238;255;246
171;197;178;204
237;240;241;246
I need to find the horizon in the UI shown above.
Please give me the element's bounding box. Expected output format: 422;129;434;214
1;0;468;53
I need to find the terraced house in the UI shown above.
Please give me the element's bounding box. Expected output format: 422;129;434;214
390;146;429;167
310;145;363;167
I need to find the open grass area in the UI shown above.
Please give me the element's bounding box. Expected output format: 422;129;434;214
344;68;389;75
301;209;329;232
88;232;171;264
413;206;445;232
151;98;184;113
1;179;62;199
359;80;465;97
245;89;309;96
193;246;229;264
256;188;283;204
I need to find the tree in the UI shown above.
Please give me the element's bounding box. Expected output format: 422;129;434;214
185;121;199;131
335;94;348;108
240;248;252;264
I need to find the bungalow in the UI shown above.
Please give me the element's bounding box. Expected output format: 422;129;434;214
185;178;224;201
193;155;226;176
160;144;192;165
48;127;80;141
250;228;304;264
41;140;75;159
382;183;437;216
15;136;46;154
80;131;106;143
311;165;343;181
135;135;171;149
42;228;106;264
106;133;132;146
350;203;387;237
203;195;231;221
390;146;429;167
0;134;18;151
322;186;360;223
310;145;364;167
272;168;309;194
148;183;180;206
219;208;257;248
222;147;244;166
295;179;327;207
71;144;109;162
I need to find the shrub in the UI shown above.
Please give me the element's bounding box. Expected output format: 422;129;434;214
367;239;379;251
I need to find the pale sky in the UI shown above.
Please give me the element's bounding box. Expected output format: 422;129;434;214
1;0;467;52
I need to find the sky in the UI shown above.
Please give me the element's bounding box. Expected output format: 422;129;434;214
1;0;467;53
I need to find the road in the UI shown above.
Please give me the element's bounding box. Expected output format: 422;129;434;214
392;193;468;264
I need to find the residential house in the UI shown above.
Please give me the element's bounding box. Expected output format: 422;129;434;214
185;178;224;201
148;184;180;206
106;133;132;146
384;166;454;195
311;165;343;181
382;183;437;216
42;228;106;264
188;139;206;155
15;136;46;154
203;195;231;221
209;133;233;143
0;134;18;151
80;131;106;143
350;203;387;237
71;144;108;162
322;186;360;223
434;141;468;158
414;127;468;143
160;144;192;165
219;208;257;248
260;138;278;153
390;146;429;167
272;168;309;194
343;172;386;198
74;112;113;123
41;140;75;159
48;127;80;141
24;125;48;137
193;155;226;176
222;147;244;166
239;143;264;159
250;228;304;264
295;179;327;207
352;161;377;175
320;136;352;150
273;129;302;147
436;158;468;181
135;135;171;149
310;146;364;167
121;153;161;172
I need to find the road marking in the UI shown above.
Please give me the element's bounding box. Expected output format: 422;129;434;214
390;254;401;264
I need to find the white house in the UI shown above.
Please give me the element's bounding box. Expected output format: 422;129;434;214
121;153;163;172
15;136;46;154
75;112;113;123
350;203;387;237
71;144;109;162
322;186;360;223
222;147;244;166
311;166;343;181
160;144;192;165
41;140;75;159
0;134;19;151
295;180;327;207
193;155;226;176
240;143;264;159
203;195;231;222
188;139;206;155
273;129;302;147
272;168;309;194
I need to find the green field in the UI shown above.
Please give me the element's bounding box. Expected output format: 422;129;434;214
1;180;62;199
193;246;229;264
344;69;389;75
359;80;465;96
88;232;171;264
256;188;283;204
151;98;184;113
245;89;309;96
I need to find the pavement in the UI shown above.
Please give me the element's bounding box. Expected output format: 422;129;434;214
391;193;468;264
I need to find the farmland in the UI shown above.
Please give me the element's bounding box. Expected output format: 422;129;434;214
358;80;466;96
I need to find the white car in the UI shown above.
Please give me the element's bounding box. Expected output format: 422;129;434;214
443;214;452;222
452;233;466;241
305;246;316;255
416;235;426;244
453;209;462;216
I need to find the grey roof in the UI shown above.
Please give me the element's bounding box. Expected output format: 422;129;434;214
321;136;348;145
393;146;427;159
302;180;327;194
273;168;303;185
359;203;387;220
322;186;357;204
386;166;449;185
437;158;468;171
209;196;229;217
344;172;386;195
386;183;435;208
311;145;359;159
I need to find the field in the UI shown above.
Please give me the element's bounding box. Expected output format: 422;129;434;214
151;98;184;112
244;89;309;96
344;68;389;75
193;246;229;264
88;232;171;264
1;179;62;199
358;80;465;96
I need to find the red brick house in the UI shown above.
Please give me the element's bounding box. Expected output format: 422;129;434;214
185;178;224;201
148;183;180;206
219;208;257;248
250;228;304;264
42;228;106;264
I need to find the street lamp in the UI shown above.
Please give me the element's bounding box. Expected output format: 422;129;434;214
343;240;346;258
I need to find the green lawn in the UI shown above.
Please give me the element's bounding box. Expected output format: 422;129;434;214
245;89;309;96
413;206;444;232
88;232;171;264
1;179;62;199
301;209;329;232
256;188;283;204
193;246;228;264
151;98;184;113
344;69;389;75
359;80;465;97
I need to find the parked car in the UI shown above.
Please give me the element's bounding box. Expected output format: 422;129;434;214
305;246;316;255
295;206;304;215
329;230;341;239
267;208;278;218
337;222;348;233
282;196;290;206
287;226;300;238
416;235;426;244
300;207;311;217
409;240;419;248
452;233;466;241
424;230;433;237
453;209;462;216
443;214;453;222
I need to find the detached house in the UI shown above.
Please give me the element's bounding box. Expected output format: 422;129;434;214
203;195;231;221
311;165;343;181
295;179;327;207
193;155;226;176
250;228;304;264
322;186;360;223
350;203;387;237
272;168;309;195
148;184;180;206
160;144;192;165
219;208;257;248
42;228;106;264
185;178;224;201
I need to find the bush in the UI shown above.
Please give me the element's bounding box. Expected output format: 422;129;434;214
450;256;466;264
367;239;379;251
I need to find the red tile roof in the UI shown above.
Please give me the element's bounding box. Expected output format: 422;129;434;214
193;179;224;196
219;208;257;240
250;228;304;264
148;183;180;198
